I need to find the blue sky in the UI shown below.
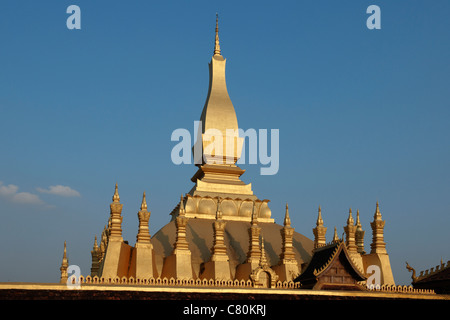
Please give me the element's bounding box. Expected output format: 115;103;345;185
0;0;449;285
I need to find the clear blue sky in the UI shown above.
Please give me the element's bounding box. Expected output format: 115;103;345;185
0;0;449;286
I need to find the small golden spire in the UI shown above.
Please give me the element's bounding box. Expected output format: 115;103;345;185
216;197;223;220
355;209;362;228
62;241;68;262
140;191;147;211
284;203;291;227
333;227;339;242
60;240;69;284
316;205;324;226
374;201;382;220
251;201;258;225
259;236;268;267
112;183;120;202
93;235;99;251
347;208;354;225
214;13;221;56
179;194;185;216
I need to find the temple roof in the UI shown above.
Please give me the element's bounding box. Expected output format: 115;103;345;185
294;240;366;284
407;260;450;294
411;260;450;284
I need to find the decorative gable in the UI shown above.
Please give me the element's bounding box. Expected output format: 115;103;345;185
294;241;366;290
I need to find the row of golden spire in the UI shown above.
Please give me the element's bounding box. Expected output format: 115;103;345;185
316;201;383;227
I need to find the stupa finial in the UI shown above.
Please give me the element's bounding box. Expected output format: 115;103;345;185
374;200;382;220
112;182;120;202
316;205;324;226
214;13;221;55
332;227;337;242
347;208;354;225
356;209;361;227
284;203;291;227
93;235;99;250
140;191;147;211
179;194;185;216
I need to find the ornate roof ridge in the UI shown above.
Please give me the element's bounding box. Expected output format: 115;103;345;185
416;259;450;281
313;241;366;279
313;244;341;276
313;239;344;252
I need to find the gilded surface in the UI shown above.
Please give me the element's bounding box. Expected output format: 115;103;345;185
56;17;399;292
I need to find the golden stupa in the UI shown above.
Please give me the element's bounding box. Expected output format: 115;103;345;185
59;15;398;290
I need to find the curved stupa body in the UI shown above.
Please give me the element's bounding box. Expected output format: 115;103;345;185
189;15;253;204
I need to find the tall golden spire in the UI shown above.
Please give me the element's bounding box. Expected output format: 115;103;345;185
189;13;253;201
214;13;221;56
